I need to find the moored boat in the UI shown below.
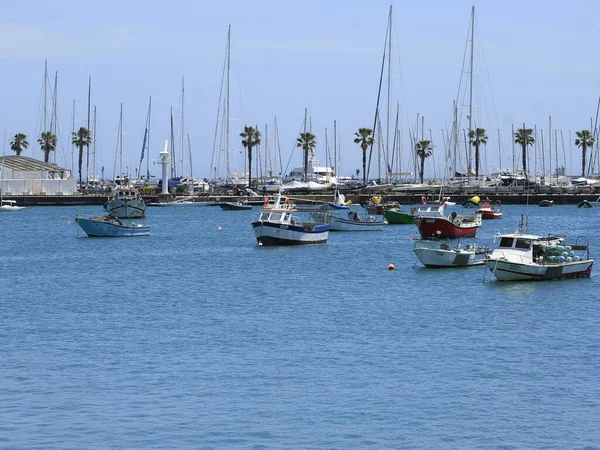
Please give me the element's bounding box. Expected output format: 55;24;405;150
104;186;147;218
413;239;490;268
219;200;252;211
0;199;25;212
477;199;502;219
75;215;150;237
486;216;593;281
251;192;329;245
414;203;483;239
328;210;384;231
577;200;593;208
383;207;415;224
539;199;553;207
462;195;480;208
328;190;351;210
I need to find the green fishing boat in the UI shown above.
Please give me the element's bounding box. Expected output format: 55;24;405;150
383;207;415;224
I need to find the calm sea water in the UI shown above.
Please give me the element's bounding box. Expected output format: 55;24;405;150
1;203;600;449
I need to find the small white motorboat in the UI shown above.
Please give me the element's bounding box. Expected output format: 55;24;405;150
0;199;25;212
413;240;490;268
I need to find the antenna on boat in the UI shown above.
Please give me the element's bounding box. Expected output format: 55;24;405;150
518;214;527;234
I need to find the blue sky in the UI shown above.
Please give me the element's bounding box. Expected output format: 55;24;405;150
1;0;599;180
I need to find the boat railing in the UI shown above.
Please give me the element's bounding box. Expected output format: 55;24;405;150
574;236;591;260
413;239;453;251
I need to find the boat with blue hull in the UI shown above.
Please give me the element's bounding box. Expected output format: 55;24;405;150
251;192;329;245
75;215;150;237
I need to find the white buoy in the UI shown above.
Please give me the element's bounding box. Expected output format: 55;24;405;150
160;139;169;195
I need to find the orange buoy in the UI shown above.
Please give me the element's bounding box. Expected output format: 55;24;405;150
388;264;395;270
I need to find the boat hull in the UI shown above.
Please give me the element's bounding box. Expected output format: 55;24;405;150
104;199;147;218
481;210;502;219
328;202;350;210
486;259;593;281
414;247;487;267
383;208;414;224
417;217;478;239
251;221;329;245
219;202;252;210
328;216;383;231
0;206;25;212
75;217;150;237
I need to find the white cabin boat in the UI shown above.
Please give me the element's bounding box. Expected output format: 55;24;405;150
251;192;329;246
0;199;25;212
486;217;593;281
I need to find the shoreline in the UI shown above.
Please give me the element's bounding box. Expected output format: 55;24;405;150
3;192;598;207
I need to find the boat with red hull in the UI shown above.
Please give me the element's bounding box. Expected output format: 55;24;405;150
414;204;483;239
477;199;502;219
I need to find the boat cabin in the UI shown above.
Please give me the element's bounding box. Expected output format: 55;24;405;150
259;210;298;225
493;233;567;264
113;188;142;200
411;203;445;218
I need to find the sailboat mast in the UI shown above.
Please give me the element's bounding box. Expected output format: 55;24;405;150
170;107;176;179
86;76;91;184
93;106;97;182
548;116;552;179
386;5;392;183
303;108;307;181
119;103;123;181
468;5;475;175
147;97;152;180
333;119;337;176
43;60;48;132
225;25;231;179
264;123;268;181
71;100;75;172
51;71;58;163
180;76;185;176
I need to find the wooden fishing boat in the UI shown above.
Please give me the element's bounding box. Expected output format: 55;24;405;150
75;215;150;237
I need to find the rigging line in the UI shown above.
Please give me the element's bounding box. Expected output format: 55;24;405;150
367;8;389;182
209;32;229;179
282;115;310;178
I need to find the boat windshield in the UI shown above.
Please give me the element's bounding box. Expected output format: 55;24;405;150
515;238;531;249
499;237;513;248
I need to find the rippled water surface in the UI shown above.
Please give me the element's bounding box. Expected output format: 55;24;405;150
2;204;600;449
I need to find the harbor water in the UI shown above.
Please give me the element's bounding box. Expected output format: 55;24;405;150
2;204;600;449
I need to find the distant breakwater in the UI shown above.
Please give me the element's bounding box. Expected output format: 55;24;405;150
4;192;599;207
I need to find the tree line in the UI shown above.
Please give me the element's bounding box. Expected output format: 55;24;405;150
7;125;596;186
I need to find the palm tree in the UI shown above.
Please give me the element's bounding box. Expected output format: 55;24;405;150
514;127;535;176
296;132;317;181
240;125;261;189
37;131;57;163
575;129;595;177
468;127;488;178
10;133;29;156
353;128;374;184
72;127;91;187
415;140;433;183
